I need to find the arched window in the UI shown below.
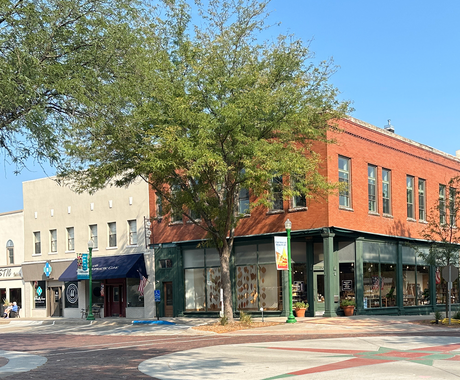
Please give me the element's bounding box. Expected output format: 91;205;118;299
6;240;14;265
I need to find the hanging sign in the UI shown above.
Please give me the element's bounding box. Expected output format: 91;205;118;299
274;236;288;270
77;253;89;280
43;262;52;277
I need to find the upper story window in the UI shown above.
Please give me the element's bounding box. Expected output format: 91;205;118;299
6;240;13;265
439;184;446;225
66;227;75;251
34;232;41;255
406;176;414;219
170;185;182;223
50;229;57;253
368;165;377;213
271;175;283;211
238;187;250;214
450;187;457;227
338;156;350;208
382;169;391;215
128;220;138;245
108;222;117;247
291;176;306;209
89;224;98;249
418;179;426;221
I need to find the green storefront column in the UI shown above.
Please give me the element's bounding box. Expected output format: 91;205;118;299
322;228;338;317
355;238;364;314
396;242;403;315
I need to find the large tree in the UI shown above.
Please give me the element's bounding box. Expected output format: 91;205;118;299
60;0;351;321
0;0;145;171
417;176;460;320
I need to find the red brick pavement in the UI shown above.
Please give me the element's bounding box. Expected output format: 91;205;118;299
5;331;460;380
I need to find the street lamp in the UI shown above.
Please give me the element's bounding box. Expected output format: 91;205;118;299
285;219;296;323
86;240;95;320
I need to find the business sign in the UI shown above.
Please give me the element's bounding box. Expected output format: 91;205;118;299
43;262;52;277
341;279;353;291
274;236;288;270
77;253;89;280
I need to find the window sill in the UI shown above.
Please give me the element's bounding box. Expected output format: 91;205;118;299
48;252;58;255
266;210;285;215
106;246;118;250
237;213;251;218
383;213;393;219
186;219;201;224
288;207;308;213
368;211;380;217
169;221;183;226
126;244;139;248
418;220;428;224
339;207;354;212
407;218;417;223
65;250;75;254
32;253;42;257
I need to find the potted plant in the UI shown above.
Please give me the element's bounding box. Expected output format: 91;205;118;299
340;298;355;316
293;301;308;317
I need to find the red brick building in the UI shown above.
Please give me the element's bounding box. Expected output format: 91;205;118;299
151;117;460;317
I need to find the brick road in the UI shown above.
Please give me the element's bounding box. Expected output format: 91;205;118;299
2;329;460;379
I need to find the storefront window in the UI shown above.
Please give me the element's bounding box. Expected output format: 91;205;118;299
403;265;416;306
185;268;205;311
64;282;79;308
34;281;46;308
381;263;396;307
363;263;380;308
339;263;355;301
206;267;221;311
417;266;430;305
127;278;144;307
436;267;459;305
235;244;281;311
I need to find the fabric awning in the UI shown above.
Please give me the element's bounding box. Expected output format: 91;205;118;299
59;253;147;282
22;260;74;281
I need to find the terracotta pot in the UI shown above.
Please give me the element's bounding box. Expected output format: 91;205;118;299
294;308;306;317
342;305;354;316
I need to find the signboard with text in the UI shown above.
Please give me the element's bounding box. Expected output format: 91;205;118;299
77;253;89;280
274;236;288;270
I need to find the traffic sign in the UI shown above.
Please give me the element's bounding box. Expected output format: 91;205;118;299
154;289;161;302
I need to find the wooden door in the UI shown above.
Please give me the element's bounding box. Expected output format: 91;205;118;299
164;282;173;317
49;287;62;317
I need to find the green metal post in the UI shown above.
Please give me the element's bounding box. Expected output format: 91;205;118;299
286;220;296;323
86;242;95;320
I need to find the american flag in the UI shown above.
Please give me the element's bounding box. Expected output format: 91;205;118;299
138;274;148;296
372;276;380;291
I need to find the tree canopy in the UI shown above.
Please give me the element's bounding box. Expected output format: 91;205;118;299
0;0;145;171
60;0;352;320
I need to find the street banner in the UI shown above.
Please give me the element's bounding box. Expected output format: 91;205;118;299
77;253;89;280
274;236;288;270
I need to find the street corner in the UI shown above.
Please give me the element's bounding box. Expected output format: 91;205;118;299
138;336;460;379
0;350;47;378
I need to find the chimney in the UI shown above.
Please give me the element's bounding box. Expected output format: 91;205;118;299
384;119;394;133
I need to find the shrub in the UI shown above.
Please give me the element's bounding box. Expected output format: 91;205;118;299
239;311;252;324
434;310;443;321
220;315;228;326
293;301;308;309
340;299;356;307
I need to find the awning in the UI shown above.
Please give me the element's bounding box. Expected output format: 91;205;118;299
59;253;147;282
22;260;73;282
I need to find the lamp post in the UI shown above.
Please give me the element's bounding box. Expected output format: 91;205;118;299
285;219;296;323
86;240;95;320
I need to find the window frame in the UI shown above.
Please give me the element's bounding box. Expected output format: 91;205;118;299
382;168;392;215
368;165;377;213
128;219;138;246
50;229;57;253
439;184;446;225
89;224;98;249
450;187;457;227
338;156;351;208
290;175;307;210
33;232;41;255
108;222;117;248
66;227;75;252
406;175;415;219
418;179;426;221
270;175;284;211
6;240;14;265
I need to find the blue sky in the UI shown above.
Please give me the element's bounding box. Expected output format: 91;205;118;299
1;0;459;213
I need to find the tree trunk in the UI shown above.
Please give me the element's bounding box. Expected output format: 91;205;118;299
220;245;234;322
